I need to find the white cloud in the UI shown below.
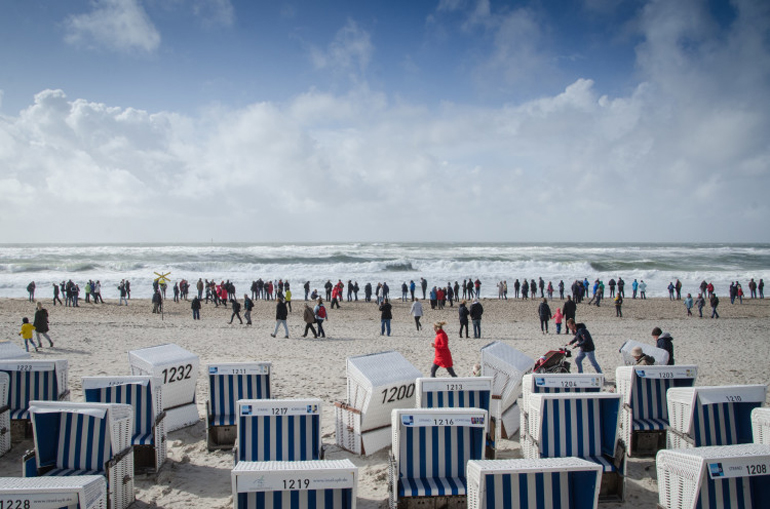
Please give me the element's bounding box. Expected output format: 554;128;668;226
310;19;373;80
190;0;235;27
64;0;161;53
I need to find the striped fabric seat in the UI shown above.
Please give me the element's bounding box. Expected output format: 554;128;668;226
6;370;58;420
482;471;571;508
85;383;154;447
238;414;321;462
423;390;490;411
52;412;111;474
397;424;484;497
633;417;669;431
237;489;354;508
630;377;673;431
211;373;270;426
697;477;754;509
46;468;103;477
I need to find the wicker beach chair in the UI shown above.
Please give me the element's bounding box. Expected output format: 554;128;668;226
82;376;166;474
618;340;669;366
334;351;422;456
416;376;495;457
0;359;69;439
667;385;767;449
615;365;697;457
206;362;272;451
657;444;770;509
0;475;107;509
752;407;770;445
128;343;199;432
524;392;626;502
23;401;134;509
0;372;10;457
519;374;604;459
466;457;603;509
388;407;488;509
235;398;323;464
480;341;534;441
0;341;31;360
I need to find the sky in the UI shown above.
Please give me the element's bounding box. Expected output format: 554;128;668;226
0;0;768;243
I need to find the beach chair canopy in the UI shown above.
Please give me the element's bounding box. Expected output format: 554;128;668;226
0;359;69;420
208;362;271;426
0;341;31;360
416;376;492;412
0;475;107;509
481;341;535;410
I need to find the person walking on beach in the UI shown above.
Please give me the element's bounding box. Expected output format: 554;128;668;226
639;280;647;299
118;281;129;306
19;317;38;352
302;303;318;338
191;296;201;320
410;299;423;331
553;307;564;334
33;302;54;348
632;279;638;299
229;299;243;325
695;293;706;318
314;298;327;338
152;290;162;314
430;321;457;377
470;299;484;338
243;294;254;325
710;293;720;318
562;295;577;324
421;278;428;300
27;281;36;302
538;298;551;334
759;279;764;299
652;327;675;365
379;298;393;336
684;294;693;317
566;319;602;374
270;298;289;338
614;293;623;317
52;283;62;306
458;300;470;338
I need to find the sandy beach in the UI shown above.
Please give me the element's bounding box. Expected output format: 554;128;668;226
1;295;768;508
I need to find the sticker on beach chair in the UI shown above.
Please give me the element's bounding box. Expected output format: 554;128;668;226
420;379;491;393
209;363;270;375
236;469;357;492
240;402;320;417
401;413;486;427
0;362;55;372
636;368;696;379
0;492;79;508
707;456;770;479
535;376;602;388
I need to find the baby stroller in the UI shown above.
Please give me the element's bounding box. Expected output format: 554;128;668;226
533;347;571;373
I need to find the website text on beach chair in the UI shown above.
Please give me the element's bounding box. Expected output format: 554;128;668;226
616;365;697;457
0;341;31;360
416;376;495;457
666;385;767;449
0;359;69;439
83;375;167;474
480;341;534;441
23;401;135;509
335;351;422;456
232;459;358;509
752;407;770;445
466;457;603;509
0;475;107;509
0;372;10;457
520;373;604;459
524;392;626;502
656;444;770;509
388;407;488;509
618;340;669;365
206;362;271;451
128;343;199;432
235;398;323;464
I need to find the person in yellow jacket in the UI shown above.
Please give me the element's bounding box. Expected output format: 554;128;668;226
19;317;39;352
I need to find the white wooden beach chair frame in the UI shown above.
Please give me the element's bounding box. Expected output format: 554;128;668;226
0;372;11;457
752;407;770;445
206;362;272;451
389;408;488;509
656;444;770;509
615;365;697;457
335;351;422;456
480;341;534;442
467;457;603;509
23;401;135;509
0;475;107;509
666;385;767;449
232;460;358;509
82;375;167;474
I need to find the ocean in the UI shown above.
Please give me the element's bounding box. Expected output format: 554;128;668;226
0;243;767;300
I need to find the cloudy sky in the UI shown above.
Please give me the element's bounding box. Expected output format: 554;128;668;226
1;0;768;243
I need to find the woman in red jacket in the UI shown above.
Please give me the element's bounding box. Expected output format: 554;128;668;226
431;321;457;377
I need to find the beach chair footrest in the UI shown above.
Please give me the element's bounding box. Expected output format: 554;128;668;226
631;430;666;457
133;444;158;474
397;495;467;509
208;425;237;451
598;471;625;503
11;420;32;442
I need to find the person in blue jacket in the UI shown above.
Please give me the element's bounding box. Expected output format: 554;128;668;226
566;319;602;373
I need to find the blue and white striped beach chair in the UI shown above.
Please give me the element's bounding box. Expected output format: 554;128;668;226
0;475;107;509
0;359;69;438
416;377;495;457
83;376;166;474
235;398;323;464
388;408;488;509
206;362;271;450
657;444;770;509
616;365;697;457
520;374;604;458
23;401;134;509
525;392;626;502
232;460;358;509
466;458;603;509
667;385;767;449
752;407;770;445
0;372;10;457
480;342;534;441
